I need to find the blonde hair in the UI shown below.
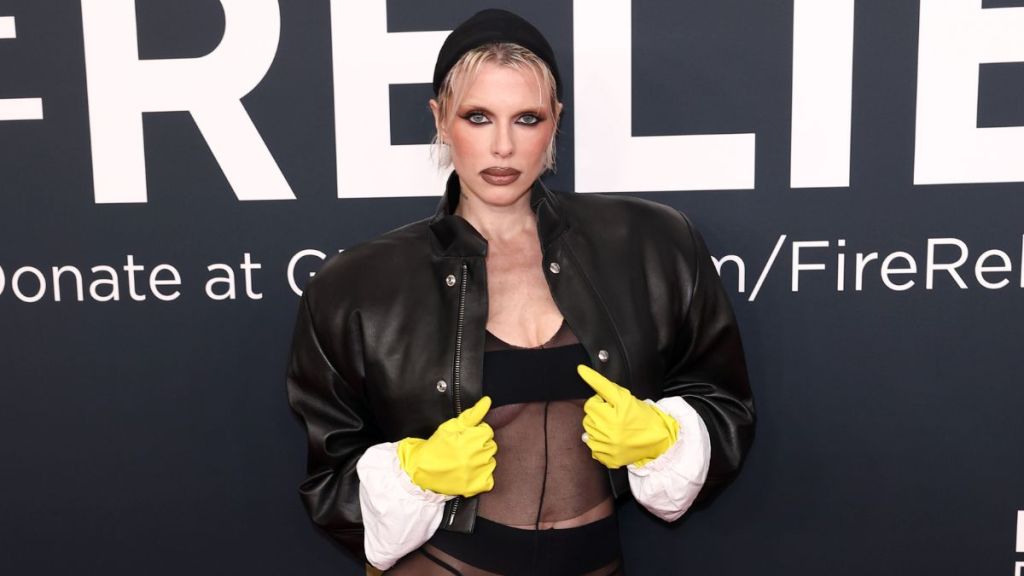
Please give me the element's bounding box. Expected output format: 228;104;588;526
432;42;561;172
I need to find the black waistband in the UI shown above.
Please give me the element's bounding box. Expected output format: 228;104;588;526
427;513;621;575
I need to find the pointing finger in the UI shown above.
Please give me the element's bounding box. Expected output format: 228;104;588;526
577;364;619;406
457;396;492;427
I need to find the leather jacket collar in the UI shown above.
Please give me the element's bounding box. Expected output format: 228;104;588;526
428;171;569;257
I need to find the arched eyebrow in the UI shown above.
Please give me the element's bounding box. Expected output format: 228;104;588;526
457;103;546;117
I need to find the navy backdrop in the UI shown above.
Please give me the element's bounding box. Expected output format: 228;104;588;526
1;1;1023;574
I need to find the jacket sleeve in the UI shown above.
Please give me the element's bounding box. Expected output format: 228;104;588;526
285;290;377;562
657;211;756;508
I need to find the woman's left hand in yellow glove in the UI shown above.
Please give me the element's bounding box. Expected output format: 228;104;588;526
577;364;680;469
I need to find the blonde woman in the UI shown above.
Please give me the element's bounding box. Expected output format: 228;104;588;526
287;9;754;575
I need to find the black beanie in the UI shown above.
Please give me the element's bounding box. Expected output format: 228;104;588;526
432;8;562;100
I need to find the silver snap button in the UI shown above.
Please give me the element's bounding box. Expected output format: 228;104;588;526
597;349;609;362
436;379;448;393
548;262;561;274
445;274;456;287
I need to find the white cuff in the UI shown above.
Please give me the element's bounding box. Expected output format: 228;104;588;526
356;442;454;570
627;396;712;522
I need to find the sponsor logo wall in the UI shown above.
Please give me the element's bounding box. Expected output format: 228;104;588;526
1;1;1021;574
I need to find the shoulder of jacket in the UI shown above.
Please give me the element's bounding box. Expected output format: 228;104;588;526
556;189;696;242
303;216;433;307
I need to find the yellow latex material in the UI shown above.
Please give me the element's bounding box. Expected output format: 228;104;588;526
396;396;497;497
577;365;680;469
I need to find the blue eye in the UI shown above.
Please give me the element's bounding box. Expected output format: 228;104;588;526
466;112;488;124
518;114;541;126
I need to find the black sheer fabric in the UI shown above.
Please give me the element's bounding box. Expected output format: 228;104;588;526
385;319;623;575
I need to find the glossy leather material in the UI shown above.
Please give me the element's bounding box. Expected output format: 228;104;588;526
285;171;755;562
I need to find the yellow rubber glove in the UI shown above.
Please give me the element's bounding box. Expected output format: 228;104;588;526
577;365;680;469
396;396;497;497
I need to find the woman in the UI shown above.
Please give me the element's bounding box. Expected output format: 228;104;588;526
286;8;754;575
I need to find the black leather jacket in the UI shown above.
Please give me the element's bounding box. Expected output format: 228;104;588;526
286;172;755;562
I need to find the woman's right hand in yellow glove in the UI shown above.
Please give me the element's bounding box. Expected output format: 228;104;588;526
396;396;497;497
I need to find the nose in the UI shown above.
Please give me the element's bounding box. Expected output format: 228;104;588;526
491;122;514;158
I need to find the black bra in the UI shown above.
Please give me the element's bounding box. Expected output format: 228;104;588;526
483;319;592;408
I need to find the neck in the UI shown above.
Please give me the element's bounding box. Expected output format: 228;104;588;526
454;182;537;243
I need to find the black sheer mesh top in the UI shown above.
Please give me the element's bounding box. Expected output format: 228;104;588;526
477;318;613;527
386;319;621;575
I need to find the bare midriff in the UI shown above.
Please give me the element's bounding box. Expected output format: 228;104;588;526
502;495;614;530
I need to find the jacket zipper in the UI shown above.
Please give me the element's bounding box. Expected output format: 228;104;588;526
446;261;469;527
